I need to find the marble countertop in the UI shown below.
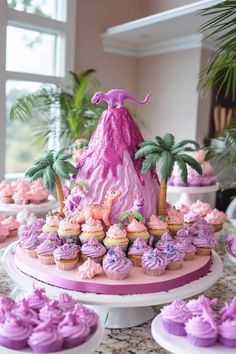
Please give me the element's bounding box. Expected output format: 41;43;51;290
0;222;235;354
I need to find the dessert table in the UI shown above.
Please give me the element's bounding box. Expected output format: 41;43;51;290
0;221;235;354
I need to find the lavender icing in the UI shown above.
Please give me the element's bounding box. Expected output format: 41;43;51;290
81;237;106;258
142;249;169;270
53;244;79;260
128;237;151;256
161;300;192;323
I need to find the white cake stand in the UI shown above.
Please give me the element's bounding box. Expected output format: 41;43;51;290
3;243;223;329
0;236;18;258
167;184;219;208
151;315;235;354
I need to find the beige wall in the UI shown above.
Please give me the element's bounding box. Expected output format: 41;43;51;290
144;0;207;15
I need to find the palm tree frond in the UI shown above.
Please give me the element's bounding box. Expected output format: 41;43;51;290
163;133;175;149
135;145;161;159
43;166;56;191
159;151;174;182
177;154;202;175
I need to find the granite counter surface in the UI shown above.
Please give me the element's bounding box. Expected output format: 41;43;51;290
0;222;235;354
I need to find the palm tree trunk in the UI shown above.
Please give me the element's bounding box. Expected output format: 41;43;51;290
158;180;167;216
55;176;65;216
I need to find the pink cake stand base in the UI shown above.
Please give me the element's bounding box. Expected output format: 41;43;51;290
3;243;223;328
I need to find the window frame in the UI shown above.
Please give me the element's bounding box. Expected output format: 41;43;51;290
0;0;77;180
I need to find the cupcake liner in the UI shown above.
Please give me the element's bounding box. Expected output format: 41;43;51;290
148;228;166;236
55;258;79;270
23;248;37;258
128;255;142;267
37;254;55;265
218;335;236;348
81;254;103;264
162;319;187;336
29;338;64;353
103;239;128;252
166;261;183;270
212;223;223;232
187;334;217;347
1;198;14;204
196;247;211;256
0;335;28;350
8;229;18;237
167;224;183;231
184;252;195;261
104;270;129;280
127;231;149;243
143;267;165;276
42;225;58;233
80;232;105;244
63;335;88;349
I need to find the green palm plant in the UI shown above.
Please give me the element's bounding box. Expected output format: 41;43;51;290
135;133;202;216
198;0;236;100
10;70;105;147
25;148;77;215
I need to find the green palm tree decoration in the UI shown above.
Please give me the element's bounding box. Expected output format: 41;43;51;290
198;0;236;100
135;133;202;216
25;148;77;215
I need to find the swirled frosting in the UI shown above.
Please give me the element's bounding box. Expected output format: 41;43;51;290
166;207;184;224
45;213;61;227
0;223;9;239
187;295;217;316
81;237;106;258
107;224;127;238
175;241;196;254
163;243;185;262
0;314;32;340
73;306;98;329
54;243;79;260
12;190;30;204
103;255;132;273
21;236;40;250
184;211;199;223
58;312;90;339
128;237;151;256
0;184;14;197
219;319;236;339
2;216;19;230
28;319;62;347
78;258;102;279
36;239;58;256
190;200;211;217
185;311;218;338
58;293;76;312
155;232;175;251
14;299;38;326
25;288;49;311
59;218;81;231
193;232;216;248
176;204;190;214
161;299;192;323
147;215;167;230
39;300;64;324
81;218;103;232
104;246;126;259
142;249;169;270
0;296;16;311
127;219;147;232
220;296;236;321
204;208;226;224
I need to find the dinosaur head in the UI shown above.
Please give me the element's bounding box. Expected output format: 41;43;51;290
107;190;121;201
91;91;104;105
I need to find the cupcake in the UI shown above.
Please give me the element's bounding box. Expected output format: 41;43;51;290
126;219;149;243
36;239;58;264
58;313;90;349
193;230;216;256
25;288;49;313
187;295;217;317
128;237;151;266
81;237;106;264
185;308;218;347
187;170;202;186
0;296;16;312
204;208;226;232
37;231;61;245
73;304;98;333
190;200;211;218
21;236;40;258
58;217;81;244
0;185;14;204
142;248;169;276
39;300;64;325
176;204;190;214
166;205;184;231
43;211;62;233
14;299;38;326
12;190;30;205
78;257;103;279
103;223;129;251
174;228;193;243
219;319;236;347
163;243;185;270
58;293;76;312
175;240;196;261
161;299;192;336
220;296;236;321
147;215;168;237
79;218;105;244
53;243;80;270
0;222;9;243
155;231;175;251
103;248;132;280
0;314;32;350
184;211;199;226
28;319;63;353
2;216;19;237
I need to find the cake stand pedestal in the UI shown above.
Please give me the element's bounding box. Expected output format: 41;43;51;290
3;244;223;329
151;315;235;354
167;184;219;208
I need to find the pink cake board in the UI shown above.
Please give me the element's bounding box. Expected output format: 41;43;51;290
15;245;211;295
151;315;236;354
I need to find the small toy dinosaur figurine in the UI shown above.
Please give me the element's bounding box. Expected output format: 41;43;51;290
75;190;121;227
91;89;151;109
130;198;144;216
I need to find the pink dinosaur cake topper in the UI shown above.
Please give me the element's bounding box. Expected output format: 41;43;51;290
91;89;151;109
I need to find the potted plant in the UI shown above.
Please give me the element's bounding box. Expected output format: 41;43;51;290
135;133;202;216
25;148;77;216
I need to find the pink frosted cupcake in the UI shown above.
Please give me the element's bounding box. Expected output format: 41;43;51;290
2;216;19;237
80;218;105;244
161;299;192;336
12;190;30;205
58;217;81;244
103;223;129;251
103;247;132;280
28;319;63;353
0;314;32;350
190;200;211;218
128;237;151;266
0;184;14;204
58;313;90;349
0;222;9;243
78;258;103;279
184;211;199;226
163;243;185;270
39;300;64;325
142;248;169;276
36;239;58;264
21;236;40;258
166;206;184;231
147;215;168;237
185;308;218;347
126;219;149;243
204;208;226;232
176;204;190;214
43;211;62;233
81;237;106;264
53;243;80;270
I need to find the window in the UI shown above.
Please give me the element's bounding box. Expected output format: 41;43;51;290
0;0;76;179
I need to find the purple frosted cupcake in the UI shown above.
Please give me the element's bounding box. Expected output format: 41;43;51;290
128;237;151;266
58;313;90;349
0;296;16;312
142;248;169;276
155;231;175;251
193;230;216;256
36;239;58;264
21;236;40;258
0;314;32;350
14;299;38;326
187;295;217;317
58;293;76;312
175;241;196;261
161;300;192;336
73;303;98;333
53;243;80;270
28;319;63;353
174;227;193;243
39;300;64;325
219;319;236;347
38;231;61;245
25;287;49;313
185;308;218;347
163;243;185;270
81;237;106;264
103;247;132;280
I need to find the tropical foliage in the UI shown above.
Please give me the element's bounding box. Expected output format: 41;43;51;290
198;0;236;100
25;148;77;215
135;133;202;216
10;70;105;147
119;210;145;224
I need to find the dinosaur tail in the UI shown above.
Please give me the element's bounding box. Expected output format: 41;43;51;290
130;93;152;105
